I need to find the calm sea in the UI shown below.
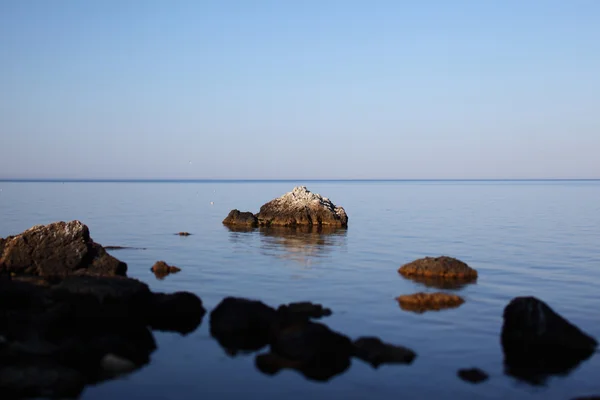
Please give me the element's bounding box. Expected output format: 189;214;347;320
1;180;599;399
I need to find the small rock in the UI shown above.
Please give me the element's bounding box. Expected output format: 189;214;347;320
354;337;416;368
176;232;191;236
222;210;258;227
399;256;477;279
150;261;181;280
396;292;465;313
458;367;489;384
501;296;597;384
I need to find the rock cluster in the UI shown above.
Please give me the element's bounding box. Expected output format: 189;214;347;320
223;186;348;228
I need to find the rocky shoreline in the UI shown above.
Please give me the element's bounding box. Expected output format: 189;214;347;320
1;197;598;398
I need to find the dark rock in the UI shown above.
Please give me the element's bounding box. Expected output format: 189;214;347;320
262;320;354;381
222;210;258;227
176;232;191;236
150;261;181;280
209;297;277;355
458;367;489;384
571;397;600;400
353;337;416;368
0;221;127;277
256;186;348;228
396;292;465;313
0;272;204;398
149;292;206;335
277;301;332;321
501;296;597;385
398;256;477;279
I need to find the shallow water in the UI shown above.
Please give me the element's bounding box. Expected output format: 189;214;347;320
1;180;599;399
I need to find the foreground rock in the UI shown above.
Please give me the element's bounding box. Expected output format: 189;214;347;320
223;187;348;228
151;261;181;280
354;337;416;368
398;256;477;279
457;367;489;384
0;274;205;398
396;292;465;313
501;296;598;384
223;210;258;227
0;221;127;277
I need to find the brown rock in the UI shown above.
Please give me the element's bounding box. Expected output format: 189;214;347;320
457;367;489;383
398;256;477;279
256;186;348;228
0;221;126;277
396;292;465;313
354;337;416;368
150;261;181;280
176;232;191;236
222;210;258;227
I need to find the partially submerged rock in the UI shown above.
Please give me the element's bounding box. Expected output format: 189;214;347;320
151;261;181;280
0;221;126;277
223;187;348;228
176;232;191;236
458;367;489;384
501;296;597;384
0;274;205;398
354;337;416;368
396;292;465;313
105;245;147;251
257;186;348;227
399;256;477;279
277;302;332;321
222;210;258;227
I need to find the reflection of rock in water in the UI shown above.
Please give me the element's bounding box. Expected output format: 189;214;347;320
400;274;477;291
501;296;597;385
258;226;347;264
396;292;465;313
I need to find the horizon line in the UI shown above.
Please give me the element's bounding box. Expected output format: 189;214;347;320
1;178;599;183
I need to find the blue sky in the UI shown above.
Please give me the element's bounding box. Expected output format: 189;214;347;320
1;0;598;179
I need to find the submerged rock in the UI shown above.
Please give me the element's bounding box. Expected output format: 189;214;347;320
457;367;489;384
398;256;477;279
396;292;465;313
0;220;126;277
501;296;597;385
354;337;416;368
256;186;348;228
150;261;181;280
222;210;258;227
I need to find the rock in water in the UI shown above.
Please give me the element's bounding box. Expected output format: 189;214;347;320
222;210;258;227
353;337;416;368
501;296;598;384
0;220;126;277
150;261;181;280
398;256;477;279
457;368;489;384
256;186;348;228
396;292;465;313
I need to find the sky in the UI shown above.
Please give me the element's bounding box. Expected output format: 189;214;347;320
0;0;599;180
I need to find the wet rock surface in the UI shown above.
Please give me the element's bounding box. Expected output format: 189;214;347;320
0;274;205;398
222;210;258;227
396;292;465;313
151;261;181;280
224;187;348;228
457;367;489;384
501;296;598;385
0;221;127;277
398;256;477;279
354;337;417;368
